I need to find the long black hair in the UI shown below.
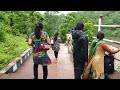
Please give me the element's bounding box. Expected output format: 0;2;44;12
97;31;104;40
34;22;43;39
53;32;59;42
93;31;105;47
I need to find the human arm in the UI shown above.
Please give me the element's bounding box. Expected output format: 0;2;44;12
44;32;51;50
102;43;120;54
28;34;33;46
58;37;61;43
46;36;50;45
28;38;33;46
44;32;50;45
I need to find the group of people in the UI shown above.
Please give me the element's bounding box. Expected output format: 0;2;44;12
27;21;120;79
72;22;120;79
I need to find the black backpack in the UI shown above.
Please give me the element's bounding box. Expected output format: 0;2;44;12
104;55;114;74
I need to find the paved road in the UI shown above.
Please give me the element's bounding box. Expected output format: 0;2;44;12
0;44;74;79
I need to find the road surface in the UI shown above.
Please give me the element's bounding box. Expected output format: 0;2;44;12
0;44;74;79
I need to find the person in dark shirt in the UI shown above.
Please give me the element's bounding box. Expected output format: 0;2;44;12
72;21;88;79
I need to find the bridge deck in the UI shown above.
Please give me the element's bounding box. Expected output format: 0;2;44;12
0;43;120;79
0;44;74;79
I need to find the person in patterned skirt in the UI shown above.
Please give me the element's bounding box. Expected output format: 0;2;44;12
28;22;51;79
51;32;61;63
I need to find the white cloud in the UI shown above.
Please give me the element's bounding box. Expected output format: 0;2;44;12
39;11;77;15
39;11;46;14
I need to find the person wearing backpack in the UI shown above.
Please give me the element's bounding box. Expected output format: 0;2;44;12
28;22;51;79
51;32;61;63
82;31;120;79
71;22;88;79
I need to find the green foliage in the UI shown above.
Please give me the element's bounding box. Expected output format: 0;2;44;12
58;13;95;43
102;28;120;41
117;65;120;72
0;11;44;36
77;11;120;42
0;54;14;70
0;24;5;42
58;13;77;43
84;23;95;42
0;34;30;70
0;11;43;70
43;11;59;38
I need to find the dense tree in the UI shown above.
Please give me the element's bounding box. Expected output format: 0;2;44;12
0;11;44;70
58;12;95;42
43;11;59;38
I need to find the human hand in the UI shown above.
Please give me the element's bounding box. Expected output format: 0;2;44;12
44;45;50;50
105;52;109;55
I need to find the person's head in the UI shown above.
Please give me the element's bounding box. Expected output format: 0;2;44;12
97;31;104;40
34;22;43;39
76;21;84;31
54;32;59;41
92;31;105;48
54;32;59;37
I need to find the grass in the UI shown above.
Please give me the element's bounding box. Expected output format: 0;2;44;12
0;34;30;70
102;29;120;42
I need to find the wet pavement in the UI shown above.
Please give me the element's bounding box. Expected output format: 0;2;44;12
0;44;74;79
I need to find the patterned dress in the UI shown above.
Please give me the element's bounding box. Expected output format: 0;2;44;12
29;31;51;66
51;37;60;52
82;39;105;79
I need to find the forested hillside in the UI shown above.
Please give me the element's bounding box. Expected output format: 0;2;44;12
77;11;120;41
43;11;120;42
0;11;44;69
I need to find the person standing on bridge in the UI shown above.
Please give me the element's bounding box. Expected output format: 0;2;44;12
28;22;51;79
72;22;88;79
82;31;120;79
65;32;71;46
51;32;61;63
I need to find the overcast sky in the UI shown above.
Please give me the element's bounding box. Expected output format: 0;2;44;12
39;11;77;15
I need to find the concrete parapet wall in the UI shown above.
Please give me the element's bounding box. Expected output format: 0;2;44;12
0;48;33;75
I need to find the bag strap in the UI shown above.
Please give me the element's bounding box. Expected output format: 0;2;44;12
91;39;103;56
40;31;45;42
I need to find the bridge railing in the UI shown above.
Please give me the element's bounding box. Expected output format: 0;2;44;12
0;48;33;76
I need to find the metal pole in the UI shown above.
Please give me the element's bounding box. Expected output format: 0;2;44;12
94;25;120;28
98;15;103;32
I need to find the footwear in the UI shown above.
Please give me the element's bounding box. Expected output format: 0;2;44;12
33;78;38;79
81;75;83;79
55;58;57;63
